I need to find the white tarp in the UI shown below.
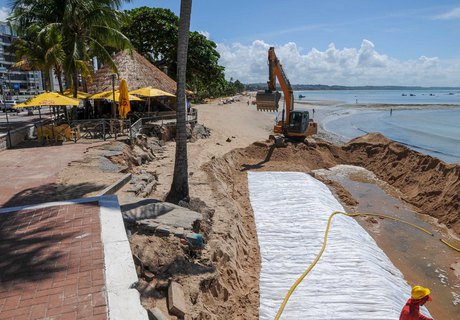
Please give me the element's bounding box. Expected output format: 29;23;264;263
248;171;431;320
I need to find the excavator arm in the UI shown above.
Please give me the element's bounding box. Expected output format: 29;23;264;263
256;47;317;138
256;47;293;128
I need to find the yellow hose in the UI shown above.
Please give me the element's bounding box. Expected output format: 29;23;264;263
274;210;438;320
440;239;460;252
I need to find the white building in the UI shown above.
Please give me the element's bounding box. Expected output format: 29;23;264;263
0;21;44;98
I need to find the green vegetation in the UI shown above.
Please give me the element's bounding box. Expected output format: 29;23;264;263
8;2;242;101
122;6;244;102
9;0;132;97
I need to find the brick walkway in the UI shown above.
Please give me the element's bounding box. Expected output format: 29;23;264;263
0;203;108;320
0;142;106;208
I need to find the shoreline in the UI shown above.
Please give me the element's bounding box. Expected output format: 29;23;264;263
295;100;460;163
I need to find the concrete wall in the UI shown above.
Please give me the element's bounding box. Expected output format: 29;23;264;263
0;124;35;151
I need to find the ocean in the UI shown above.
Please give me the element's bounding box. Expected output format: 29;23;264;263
296;89;460;105
294;90;460;163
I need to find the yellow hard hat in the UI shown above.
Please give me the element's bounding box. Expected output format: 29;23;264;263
411;286;431;300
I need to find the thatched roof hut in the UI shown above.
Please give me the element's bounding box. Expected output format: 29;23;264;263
88;50;177;95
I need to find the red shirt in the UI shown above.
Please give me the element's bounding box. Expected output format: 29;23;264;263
399;297;433;320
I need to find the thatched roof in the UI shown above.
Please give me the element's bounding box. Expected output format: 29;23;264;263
88;50;177;95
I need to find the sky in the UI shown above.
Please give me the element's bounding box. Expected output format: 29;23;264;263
1;0;460;86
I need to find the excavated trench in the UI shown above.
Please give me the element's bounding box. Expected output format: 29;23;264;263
114;132;458;319
200;133;459;319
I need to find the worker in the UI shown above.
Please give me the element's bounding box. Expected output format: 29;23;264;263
399;285;433;320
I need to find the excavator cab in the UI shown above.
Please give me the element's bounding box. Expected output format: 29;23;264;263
288;111;310;133
256;47;318;141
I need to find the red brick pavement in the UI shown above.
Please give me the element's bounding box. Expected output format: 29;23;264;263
0;142;107;207
0;203;108;320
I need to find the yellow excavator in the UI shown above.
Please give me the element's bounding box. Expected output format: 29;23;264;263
256;47;317;141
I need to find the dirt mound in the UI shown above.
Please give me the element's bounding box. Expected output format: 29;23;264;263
344;133;460;233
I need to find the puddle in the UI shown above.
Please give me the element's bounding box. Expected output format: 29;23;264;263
315;165;460;320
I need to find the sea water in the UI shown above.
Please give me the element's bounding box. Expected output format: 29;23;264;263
323;107;460;163
292;90;460;163
296;89;460;104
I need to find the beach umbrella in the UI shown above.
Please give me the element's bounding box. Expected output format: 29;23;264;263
14;92;79;123
89;90;142;102
14;92;80;108
63;88;91;99
129;87;176;98
118;79;131;119
129;86;175;112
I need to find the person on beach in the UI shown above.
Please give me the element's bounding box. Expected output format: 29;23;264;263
312;108;315;117
399;286;433;320
390;108;393;116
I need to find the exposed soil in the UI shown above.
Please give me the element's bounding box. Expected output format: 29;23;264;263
343;133;460;234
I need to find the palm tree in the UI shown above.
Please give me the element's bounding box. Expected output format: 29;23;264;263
11;24;65;92
166;0;192;203
10;0;132;97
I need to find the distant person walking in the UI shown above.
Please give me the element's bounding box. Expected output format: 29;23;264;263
312;108;315;117
399;286;433;320
390;108;393;116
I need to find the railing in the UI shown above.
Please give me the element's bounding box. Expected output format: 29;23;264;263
6;108;199;147
69;119;131;142
130;118;143;138
138;108;198;127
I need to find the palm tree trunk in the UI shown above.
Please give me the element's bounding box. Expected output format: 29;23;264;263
44;69;51;91
166;0;192;204
55;68;64;94
72;72;78;98
82;77;88;92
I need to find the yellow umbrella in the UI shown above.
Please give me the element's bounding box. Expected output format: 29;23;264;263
89;90;142;102
14;92;80;108
63;88;91;99
129;87;175;97
129;87;175;113
118;79;131;119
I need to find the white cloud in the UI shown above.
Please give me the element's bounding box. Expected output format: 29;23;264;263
197;30;210;39
216;39;460;86
0;7;10;21
433;6;460;20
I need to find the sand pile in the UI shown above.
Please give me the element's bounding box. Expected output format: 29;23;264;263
344;133;460;234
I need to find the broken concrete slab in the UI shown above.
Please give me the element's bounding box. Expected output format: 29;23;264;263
121;199;202;231
147;307;169;320
168;282;187;318
155;225;170;237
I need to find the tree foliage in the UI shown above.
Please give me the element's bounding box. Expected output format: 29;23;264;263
10;0;132;96
122;6;243;101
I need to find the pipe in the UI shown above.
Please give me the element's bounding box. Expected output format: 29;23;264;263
274;210;454;320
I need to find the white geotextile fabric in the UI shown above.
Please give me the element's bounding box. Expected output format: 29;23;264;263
248;172;431;320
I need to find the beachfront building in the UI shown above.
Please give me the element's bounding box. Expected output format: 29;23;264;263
89;51;176;95
0;21;44;97
89;50;178;115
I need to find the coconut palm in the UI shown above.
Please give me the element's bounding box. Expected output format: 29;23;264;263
10;0;132;97
11;24;65;92
167;0;192;203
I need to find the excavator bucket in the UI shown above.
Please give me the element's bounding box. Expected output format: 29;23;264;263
255;90;281;112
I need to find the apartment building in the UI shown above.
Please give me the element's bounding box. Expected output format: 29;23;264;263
0;21;44;98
